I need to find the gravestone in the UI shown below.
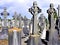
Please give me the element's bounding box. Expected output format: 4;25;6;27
38;14;46;39
8;12;22;45
47;3;58;45
38;14;47;45
29;1;41;45
0;7;9;45
1;7;9;36
23;16;29;36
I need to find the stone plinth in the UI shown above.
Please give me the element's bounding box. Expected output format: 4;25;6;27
8;27;22;45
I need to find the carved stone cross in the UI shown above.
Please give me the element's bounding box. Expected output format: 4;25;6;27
47;3;58;45
28;1;41;45
1;7;9;27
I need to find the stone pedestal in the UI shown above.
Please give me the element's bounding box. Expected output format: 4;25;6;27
8;27;22;45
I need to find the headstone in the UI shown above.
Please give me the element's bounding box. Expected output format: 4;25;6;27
38;14;46;39
29;1;41;45
38;14;47;45
23;16;29;36
47;3;58;45
8;12;22;45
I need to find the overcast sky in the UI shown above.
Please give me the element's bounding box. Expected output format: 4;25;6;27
0;0;60;19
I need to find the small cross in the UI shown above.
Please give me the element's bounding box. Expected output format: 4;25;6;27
1;7;9;17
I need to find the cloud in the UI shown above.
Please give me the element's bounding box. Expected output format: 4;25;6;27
0;0;60;19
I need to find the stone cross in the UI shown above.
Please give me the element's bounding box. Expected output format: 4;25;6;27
29;1;41;45
47;3;58;45
13;12;18;27
1;7;9;27
47;3;55;29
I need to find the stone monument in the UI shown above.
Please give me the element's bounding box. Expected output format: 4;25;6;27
29;1;41;45
47;3;58;45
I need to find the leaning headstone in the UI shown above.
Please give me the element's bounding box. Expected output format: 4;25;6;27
47;3;58;45
29;1;41;45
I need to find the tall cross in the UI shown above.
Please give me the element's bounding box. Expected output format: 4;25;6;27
47;3;58;45
29;1;41;35
29;1;41;45
1;7;9;27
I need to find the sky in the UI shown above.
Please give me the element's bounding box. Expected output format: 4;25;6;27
0;0;60;19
